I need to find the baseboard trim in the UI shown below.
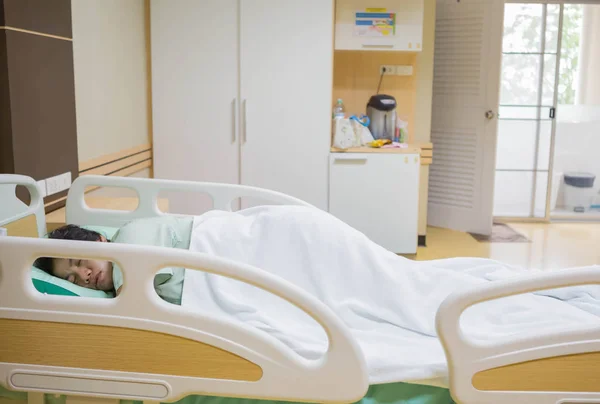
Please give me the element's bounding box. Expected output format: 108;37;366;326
0;26;72;41
79;144;152;172
43;146;153;215
44;195;67;215
79;144;152;178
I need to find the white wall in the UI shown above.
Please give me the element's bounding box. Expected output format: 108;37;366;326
71;0;150;163
577;5;600;105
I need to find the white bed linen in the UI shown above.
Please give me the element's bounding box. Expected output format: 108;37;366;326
181;206;600;387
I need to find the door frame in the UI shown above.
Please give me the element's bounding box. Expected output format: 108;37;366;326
480;0;508;231
549;0;600;221
494;0;563;222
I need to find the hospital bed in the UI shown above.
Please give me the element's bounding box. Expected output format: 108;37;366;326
0;174;599;404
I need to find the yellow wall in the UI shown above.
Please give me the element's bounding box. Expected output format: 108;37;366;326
414;0;436;236
333;52;417;141
71;0;151;166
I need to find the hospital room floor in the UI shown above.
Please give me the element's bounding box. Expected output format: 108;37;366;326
410;222;600;270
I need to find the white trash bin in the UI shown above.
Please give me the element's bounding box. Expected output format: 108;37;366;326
563;172;596;212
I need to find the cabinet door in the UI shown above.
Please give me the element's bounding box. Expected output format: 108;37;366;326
239;0;333;210
329;153;420;253
151;0;240;214
335;0;424;51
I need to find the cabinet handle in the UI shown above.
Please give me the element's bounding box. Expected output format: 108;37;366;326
232;98;238;143
242;99;248;144
334;156;368;164
361;44;394;48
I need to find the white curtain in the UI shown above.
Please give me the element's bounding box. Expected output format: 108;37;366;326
576;5;600;105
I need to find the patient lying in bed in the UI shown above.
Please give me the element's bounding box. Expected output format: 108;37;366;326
34;216;194;304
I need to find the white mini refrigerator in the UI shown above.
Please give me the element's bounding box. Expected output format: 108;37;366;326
329;152;420;254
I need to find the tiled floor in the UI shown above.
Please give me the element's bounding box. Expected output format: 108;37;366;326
412;223;600;270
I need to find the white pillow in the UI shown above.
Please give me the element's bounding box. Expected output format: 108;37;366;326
31;267;113;298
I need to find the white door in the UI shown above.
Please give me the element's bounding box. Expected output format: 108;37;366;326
427;0;504;235
151;0;240;214
239;0;333;210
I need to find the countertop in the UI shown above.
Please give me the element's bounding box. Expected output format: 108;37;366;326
330;143;432;165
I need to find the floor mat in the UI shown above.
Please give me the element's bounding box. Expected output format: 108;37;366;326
469;223;531;243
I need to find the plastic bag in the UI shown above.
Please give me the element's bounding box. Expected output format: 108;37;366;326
332;118;355;149
332;115;375;149
350;115;374;146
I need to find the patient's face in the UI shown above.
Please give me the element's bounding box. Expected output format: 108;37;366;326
52;258;114;291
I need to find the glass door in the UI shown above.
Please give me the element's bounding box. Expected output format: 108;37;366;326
550;3;600;220
493;2;561;219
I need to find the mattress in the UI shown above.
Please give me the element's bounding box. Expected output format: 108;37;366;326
0;383;454;404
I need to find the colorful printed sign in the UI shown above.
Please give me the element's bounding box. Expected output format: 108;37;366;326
354;8;396;37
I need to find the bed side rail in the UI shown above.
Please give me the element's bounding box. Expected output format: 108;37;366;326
0;175;46;237
67;175;313;228
0;236;368;403
436;267;600;404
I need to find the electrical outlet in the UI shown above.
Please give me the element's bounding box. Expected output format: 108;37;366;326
59;171;72;190
380;65;414;76
380;65;395;75
45;172;72;196
396;65;414;76
45;177;60;196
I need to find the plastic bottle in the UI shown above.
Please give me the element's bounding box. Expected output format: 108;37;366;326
333;99;345;120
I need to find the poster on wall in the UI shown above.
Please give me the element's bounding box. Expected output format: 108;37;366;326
354;8;396;37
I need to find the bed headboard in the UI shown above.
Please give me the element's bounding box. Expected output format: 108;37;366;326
0;175;46;237
66;175;313;228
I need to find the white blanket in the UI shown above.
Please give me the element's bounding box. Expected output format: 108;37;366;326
181;206;600;387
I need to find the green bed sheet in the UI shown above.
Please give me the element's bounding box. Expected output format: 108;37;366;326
1;383;454;404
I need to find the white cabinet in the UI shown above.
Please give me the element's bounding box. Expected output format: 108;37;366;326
329;152;420;253
239;0;333;210
335;0;424;52
151;0;333;213
151;0;240;214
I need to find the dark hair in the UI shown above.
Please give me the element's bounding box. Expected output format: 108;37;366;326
34;225;104;276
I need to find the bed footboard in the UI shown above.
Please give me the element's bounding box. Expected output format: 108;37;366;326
436;268;600;404
0;237;368;403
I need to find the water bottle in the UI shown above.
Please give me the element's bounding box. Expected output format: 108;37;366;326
333;98;345;120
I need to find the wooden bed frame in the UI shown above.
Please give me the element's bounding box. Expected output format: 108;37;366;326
1;174;600;404
1;318;263;382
